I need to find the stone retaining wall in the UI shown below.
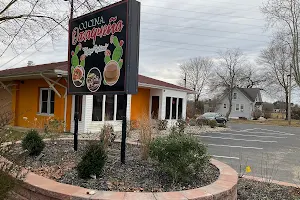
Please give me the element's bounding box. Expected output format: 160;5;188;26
1;139;238;200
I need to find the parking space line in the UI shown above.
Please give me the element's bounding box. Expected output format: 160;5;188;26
253;128;295;135
217;132;287;139
200;135;278;143
208;143;263;150
231;129;294;136
212;155;240;160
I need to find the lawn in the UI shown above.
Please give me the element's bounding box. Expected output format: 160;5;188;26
230;119;300;127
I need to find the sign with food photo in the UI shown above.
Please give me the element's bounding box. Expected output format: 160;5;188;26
68;0;140;94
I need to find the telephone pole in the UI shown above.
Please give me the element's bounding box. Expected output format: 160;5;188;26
288;64;292;125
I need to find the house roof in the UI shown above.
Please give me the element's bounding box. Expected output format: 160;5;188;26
0;61;193;93
238;88;261;102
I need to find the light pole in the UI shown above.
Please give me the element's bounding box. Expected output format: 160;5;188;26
288;64;292;126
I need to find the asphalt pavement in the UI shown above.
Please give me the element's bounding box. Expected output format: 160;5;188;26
197;122;300;184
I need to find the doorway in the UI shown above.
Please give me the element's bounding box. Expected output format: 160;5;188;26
151;96;159;119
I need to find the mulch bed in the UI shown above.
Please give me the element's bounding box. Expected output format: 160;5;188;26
238;179;300;200
4;140;219;192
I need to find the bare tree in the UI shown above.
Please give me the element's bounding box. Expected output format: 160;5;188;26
179;57;213;102
0;0;106;56
238;63;268;89
210;49;246;119
258;39;294;119
261;0;300;87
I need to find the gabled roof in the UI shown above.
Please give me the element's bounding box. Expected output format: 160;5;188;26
0;61;193;93
238;88;261;102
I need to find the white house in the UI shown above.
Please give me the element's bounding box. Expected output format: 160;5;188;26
216;88;263;119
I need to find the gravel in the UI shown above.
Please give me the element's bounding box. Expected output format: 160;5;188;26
4;140;219;192
237;179;300;200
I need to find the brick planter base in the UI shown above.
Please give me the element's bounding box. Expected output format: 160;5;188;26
1;140;238;200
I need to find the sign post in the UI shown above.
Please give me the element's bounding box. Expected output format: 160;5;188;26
68;0;140;162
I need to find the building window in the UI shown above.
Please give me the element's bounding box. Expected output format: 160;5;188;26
105;95;114;120
236;104;240;111
172;98;177;119
92;95;103;121
165;97;171;119
233;92;237;100
75;95;83;121
39;88;55;115
116;95;125;120
224;104;227;108
93;95;126;121
240;104;244;111
178;98;183;119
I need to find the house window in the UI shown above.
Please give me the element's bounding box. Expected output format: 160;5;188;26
233;93;237;100
224;104;227;108
93;95;126;121
240;104;244;111
236;104;240;111
178;98;183;119
165;97;171;119
105;95;114;120
74;95;83;121
39;88;55;115
92;95;103;121
172;98;177;119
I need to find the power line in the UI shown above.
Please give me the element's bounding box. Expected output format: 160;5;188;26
141;12;265;28
0;1;86;70
0;0;39;58
142;4;265;21
141;21;269;37
141;27;268;43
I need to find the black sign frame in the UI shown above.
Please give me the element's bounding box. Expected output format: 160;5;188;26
68;0;140;95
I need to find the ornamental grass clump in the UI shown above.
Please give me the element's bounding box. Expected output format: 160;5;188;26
150;133;210;183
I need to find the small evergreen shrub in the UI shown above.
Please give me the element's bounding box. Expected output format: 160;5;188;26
196;118;210;126
77;142;107;179
158;120;168;130
22;129;45;156
150;133;210;182
209;120;218;128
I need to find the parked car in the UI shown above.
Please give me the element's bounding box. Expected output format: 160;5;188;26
199;112;227;125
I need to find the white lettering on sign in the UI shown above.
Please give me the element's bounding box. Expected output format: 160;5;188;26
82;43;109;56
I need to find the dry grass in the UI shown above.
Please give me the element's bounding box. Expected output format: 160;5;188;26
230;119;300;127
137;114;153;160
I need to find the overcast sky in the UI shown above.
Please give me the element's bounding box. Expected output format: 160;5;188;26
2;0;299;102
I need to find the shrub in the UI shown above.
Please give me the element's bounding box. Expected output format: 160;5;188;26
99;124;115;149
22;129;45;156
208;120;217;128
176;119;187;134
0;171;16;199
196;118;209;126
189;119;197;126
158;119;168;130
264;112;272;119
292;107;300;120
252;109;262;120
77;142;107;179
150;134;210;182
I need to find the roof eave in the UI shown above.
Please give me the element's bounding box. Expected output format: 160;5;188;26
138;82;195;93
0;69;68;81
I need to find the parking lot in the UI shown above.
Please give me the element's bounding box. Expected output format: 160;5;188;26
198;123;300;184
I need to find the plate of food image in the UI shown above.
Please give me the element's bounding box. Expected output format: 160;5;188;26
86;67;102;92
72;66;85;87
103;60;120;86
